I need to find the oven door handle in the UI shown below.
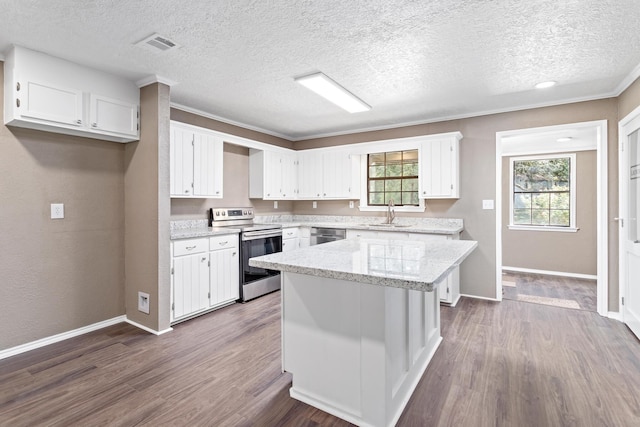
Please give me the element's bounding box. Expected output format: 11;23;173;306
242;230;283;241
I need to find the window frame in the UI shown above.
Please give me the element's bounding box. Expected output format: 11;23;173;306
358;153;425;213
366;150;420;207
508;153;578;232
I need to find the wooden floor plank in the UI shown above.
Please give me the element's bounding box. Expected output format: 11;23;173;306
1;291;639;426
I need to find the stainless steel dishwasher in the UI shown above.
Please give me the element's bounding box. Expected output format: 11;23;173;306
310;227;347;245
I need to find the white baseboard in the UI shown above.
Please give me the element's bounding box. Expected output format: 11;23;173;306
502;266;597;280
459;294;500;302
125;318;173;335
607;311;623;321
0;316;126;361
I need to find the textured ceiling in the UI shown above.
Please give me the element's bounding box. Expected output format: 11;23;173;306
1;0;639;140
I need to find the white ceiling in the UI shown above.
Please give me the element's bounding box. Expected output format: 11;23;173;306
1;0;640;141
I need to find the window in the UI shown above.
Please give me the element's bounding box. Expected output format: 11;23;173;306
510;153;576;230
367;150;419;206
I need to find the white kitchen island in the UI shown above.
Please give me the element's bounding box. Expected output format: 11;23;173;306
249;238;477;427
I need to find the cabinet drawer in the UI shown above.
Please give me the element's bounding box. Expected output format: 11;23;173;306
209;234;239;251
173;238;208;256
282;227;299;239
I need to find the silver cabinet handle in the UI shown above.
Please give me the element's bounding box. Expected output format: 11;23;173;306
185;190;189;193
76;119;82;124
186;245;196;250
91;123;97;128
218;241;228;246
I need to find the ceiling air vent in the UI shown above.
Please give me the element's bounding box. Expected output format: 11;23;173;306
136;33;180;52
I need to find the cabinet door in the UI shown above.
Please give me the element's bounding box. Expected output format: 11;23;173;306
281;152;298;199
89;94;138;137
420;139;458;198
282;238;299;252
323;151;357;199
19;77;83;126
170;127;194;196
210;247;240;305
172;253;210;319
193;133;223;198
263;151;282;199
298;151;323;198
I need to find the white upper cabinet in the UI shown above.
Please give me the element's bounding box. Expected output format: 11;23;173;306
249;149;298;200
3;46;140;143
89;94;138;137
297;149;360;200
18;78;84;126
170;122;223;199
298;150;324;198
419;133;462;199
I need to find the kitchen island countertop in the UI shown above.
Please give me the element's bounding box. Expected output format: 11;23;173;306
249;237;477;292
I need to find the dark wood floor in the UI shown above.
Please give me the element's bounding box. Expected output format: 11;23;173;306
1;291;639;426
502;271;597;312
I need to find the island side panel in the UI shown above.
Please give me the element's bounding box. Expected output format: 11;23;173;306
282;272;364;421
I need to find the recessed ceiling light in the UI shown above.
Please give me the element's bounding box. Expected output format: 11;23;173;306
295;72;371;113
557;137;572;142
535;81;557;89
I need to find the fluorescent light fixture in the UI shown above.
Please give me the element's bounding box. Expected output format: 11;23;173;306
535;80;557;89
295;72;371;113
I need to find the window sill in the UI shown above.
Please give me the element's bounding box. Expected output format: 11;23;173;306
507;225;579;233
358;205;425;213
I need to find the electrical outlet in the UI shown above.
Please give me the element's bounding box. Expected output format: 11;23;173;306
349;201;354;208
274;201;278;209
312;201;317;209
482;200;494;210
51;203;64;219
138;291;150;314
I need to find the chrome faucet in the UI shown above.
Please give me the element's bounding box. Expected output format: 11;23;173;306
386;199;395;224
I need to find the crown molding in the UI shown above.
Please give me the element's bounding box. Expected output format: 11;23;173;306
136;74;178;88
170;103;292;140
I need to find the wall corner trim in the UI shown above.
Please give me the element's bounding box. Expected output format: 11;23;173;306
125;318;173;336
0;316;126;361
136;74;178;88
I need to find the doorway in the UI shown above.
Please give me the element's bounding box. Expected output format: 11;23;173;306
495;120;608;316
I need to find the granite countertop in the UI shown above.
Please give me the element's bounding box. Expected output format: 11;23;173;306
249;238;478;292
170;215;464;240
277;221;462;235
170;219;240;240
261;215;464;235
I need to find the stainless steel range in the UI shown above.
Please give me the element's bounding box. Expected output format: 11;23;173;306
209;208;282;302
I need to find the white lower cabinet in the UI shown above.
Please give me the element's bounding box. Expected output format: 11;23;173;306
346;228;461;306
299;227;311;248
209;234;240;306
171;240;210;320
282;227;299;252
171;234;239;322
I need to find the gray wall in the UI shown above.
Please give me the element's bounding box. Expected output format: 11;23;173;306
0;63;125;350
502;151;597;275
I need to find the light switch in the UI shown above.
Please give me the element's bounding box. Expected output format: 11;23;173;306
482;200;494;210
